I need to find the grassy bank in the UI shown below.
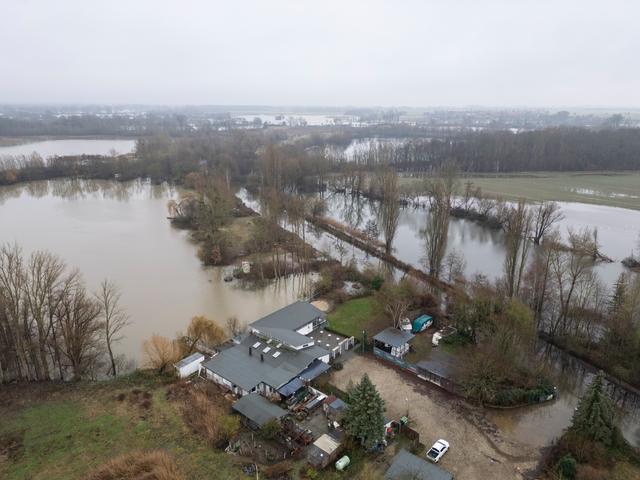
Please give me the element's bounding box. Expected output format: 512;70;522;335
0;372;238;480
0;371;391;480
402;171;640;210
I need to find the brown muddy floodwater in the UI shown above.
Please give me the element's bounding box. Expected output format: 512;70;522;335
0;179;310;366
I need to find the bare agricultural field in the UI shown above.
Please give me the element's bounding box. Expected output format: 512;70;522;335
402;171;640;210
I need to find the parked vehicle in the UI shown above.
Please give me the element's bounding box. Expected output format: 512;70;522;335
426;439;449;462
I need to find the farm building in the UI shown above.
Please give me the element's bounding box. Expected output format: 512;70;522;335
232;392;288;430
201;302;348;397
373;327;414;360
173;352;205;378
385;449;453;480
306;433;343;469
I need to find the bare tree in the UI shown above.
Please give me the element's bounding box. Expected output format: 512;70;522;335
95;279;129;377
56;281;103;381
424;164;458;277
177;315;225;355
143;334;180;374
531;201;564;245
443;250;466;283
225;316;245;338
378;167;400;254
503;199;533;298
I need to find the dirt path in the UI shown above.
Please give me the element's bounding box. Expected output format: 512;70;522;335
330;355;542;480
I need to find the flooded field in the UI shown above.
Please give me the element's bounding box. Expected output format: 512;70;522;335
316;191;640;286
0;179;309;364
0;138;137;159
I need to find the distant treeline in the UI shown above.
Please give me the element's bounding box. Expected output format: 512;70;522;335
335;127;640;172
0;132;267;186
0;114;222;137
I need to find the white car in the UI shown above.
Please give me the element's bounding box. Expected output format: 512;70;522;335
426;439;450;462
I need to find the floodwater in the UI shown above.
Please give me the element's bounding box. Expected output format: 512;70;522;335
239;188;640;447
0;138;136;159
489;342;640;448
0;179;310;365
317;192;640;286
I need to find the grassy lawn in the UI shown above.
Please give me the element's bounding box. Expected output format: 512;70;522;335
402;171;640;210
327;296;385;339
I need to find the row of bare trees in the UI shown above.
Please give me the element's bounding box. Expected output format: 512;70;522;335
0;244;128;382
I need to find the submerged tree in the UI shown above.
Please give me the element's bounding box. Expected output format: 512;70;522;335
531;201;564;245
378;167;400;254
344;374;386;449
424;164;458;278
503;199;533;298
570;371;618;446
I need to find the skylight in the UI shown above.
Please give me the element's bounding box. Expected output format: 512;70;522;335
273;351;281;358
263;346;271;353
252;342;261;348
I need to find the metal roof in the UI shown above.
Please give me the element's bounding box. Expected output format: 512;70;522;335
201;334;329;391
277;377;305;396
385;449;453;480
232;393;288;427
173;352;204;369
251;301;326;333
299;359;331;381
373;327;415;348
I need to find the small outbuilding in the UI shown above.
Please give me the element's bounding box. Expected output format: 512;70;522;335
373;328;415;360
385;449;453;480
232;392;288;430
307;433;343;469
412;314;433;333
173;352;205;378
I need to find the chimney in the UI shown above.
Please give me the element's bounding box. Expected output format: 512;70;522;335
249;347;252;356
260;353;264;362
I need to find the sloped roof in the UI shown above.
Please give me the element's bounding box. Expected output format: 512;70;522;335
385;449;453;480
373;327;415;348
251;301;326;332
201;333;329;391
233;393;288;427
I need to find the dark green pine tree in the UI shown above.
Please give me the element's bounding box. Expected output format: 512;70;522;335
570;371;617;446
344;374;386;449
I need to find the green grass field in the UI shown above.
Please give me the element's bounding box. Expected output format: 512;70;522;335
327;296;383;339
402;172;640;210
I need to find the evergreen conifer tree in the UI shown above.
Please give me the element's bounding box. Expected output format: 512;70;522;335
344;374;386;449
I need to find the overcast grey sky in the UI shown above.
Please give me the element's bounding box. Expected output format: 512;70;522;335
1;0;638;107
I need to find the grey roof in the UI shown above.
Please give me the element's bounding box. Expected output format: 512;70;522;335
201;333;329;391
299;359;331;381
251;301;325;332
173;352;204;369
252;325;312;349
385;449;453;480
233;393;288;427
373;327;415;348
278;377;305;396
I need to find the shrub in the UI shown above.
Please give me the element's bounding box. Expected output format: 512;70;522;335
86;450;186;480
219;414;241;441
260;419;282;440
555;454;577;479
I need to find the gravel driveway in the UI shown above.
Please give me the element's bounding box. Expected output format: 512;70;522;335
330;355;541;480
